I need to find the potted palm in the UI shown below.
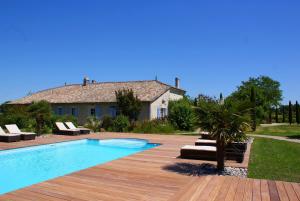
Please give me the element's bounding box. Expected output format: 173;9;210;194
196;98;249;170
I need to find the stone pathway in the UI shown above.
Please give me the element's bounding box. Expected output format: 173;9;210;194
247;134;300;143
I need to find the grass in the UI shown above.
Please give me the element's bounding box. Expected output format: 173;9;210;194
248;137;300;183
248;124;300;138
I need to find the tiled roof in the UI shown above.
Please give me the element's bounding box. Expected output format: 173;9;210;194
10;80;185;104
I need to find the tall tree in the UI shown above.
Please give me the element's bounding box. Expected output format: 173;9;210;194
268;109;272;124
250;87;256;131
228;76;282;122
27;101;52;135
115;89;142;121
296;101;300;125
193;98;198;106
275;107;279;123
289;101;293;125
282;106;285;123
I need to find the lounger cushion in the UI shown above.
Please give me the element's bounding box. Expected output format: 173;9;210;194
0;127;6;135
181;145;216;152
65;122;77;130
5;124;36;135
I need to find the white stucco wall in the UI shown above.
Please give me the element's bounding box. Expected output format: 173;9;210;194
149;89;184;119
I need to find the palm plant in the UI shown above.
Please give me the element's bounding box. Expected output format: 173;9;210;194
196;99;249;170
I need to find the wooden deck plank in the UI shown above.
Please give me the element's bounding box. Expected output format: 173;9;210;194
234;178;247;201
197;175;222;201
276;181;290;201
268;180;280;201
243;178;254;201
283;182;299;201
214;176;234;201
252;179;262;201
261;180;271;201
292;183;300;200
224;177;240;201
207;176;226;201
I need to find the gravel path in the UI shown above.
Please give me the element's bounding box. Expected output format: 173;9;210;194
247;134;300;143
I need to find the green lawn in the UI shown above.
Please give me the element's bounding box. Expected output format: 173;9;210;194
248;137;300;182
249;124;300;138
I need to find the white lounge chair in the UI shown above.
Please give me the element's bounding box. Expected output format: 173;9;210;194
5;124;36;140
65;122;90;134
180;145;217;160
55;122;80;135
0;126;21;142
195;139;216;146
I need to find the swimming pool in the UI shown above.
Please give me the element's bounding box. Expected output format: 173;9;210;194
0;138;159;195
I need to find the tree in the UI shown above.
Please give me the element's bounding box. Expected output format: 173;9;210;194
27;101;52;135
275;107;279;123
115;89;142;121
289;101;293;125
196;98;249;170
168;98;196;131
250;87;256;131
228;76;282;122
296;101;300;125
193;98;198;106
268;109;272;124
282;106;285;123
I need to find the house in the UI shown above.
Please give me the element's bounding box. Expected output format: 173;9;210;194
10;77;185;124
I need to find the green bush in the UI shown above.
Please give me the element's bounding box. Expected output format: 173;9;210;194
84;116;101;132
168;98;196;131
102;115;114;130
132;119;175;134
111;115;130;132
0;105;33;129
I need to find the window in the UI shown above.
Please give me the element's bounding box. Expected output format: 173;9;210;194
71;108;77;116
95;106;101;119
109;106;117;117
157;107;167;119
58;107;63;116
161;108;167;118
90;108;96;116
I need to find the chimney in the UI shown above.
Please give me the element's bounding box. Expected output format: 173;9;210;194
175;77;180;88
83;77;90;86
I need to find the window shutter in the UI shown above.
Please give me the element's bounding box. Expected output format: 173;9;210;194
76;108;79;117
96;105;101;119
157;107;161;119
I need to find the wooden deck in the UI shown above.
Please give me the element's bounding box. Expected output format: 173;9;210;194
0;133;298;201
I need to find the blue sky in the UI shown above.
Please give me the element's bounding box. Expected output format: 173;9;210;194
0;0;299;104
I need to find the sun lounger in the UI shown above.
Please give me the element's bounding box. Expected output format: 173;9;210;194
180;145;217;160
195;139;217;146
0;126;21;142
199;131;214;139
65;122;90;134
55;122;80;135
192;139;247;162
5;124;36;140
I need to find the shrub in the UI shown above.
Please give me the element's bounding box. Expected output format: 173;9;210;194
102;115;114;130
84;116;101;132
0;104;33;129
168;98;196;131
132;119;175;134
111;115;130;132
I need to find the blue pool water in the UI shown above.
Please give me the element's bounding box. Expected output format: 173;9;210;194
0;138;159;195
